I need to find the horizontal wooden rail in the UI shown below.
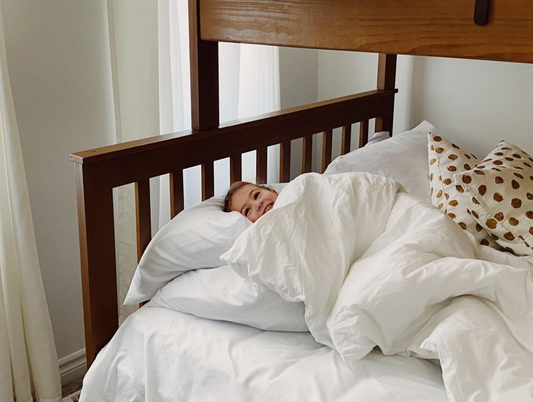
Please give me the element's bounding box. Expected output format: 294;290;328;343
200;0;533;64
71;90;396;188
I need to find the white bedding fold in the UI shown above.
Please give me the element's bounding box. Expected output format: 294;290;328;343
81;307;448;402
223;172;533;402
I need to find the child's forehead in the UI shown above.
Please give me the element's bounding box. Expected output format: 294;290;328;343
237;184;261;193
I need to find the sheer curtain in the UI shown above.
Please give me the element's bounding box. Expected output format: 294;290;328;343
108;0;280;321
0;3;61;402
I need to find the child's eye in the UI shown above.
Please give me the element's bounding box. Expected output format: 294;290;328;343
245;208;250;216
254;192;259;200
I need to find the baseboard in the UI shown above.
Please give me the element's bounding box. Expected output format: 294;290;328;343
59;349;87;385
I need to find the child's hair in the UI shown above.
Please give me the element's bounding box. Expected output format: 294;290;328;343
223;181;251;212
223;181;272;212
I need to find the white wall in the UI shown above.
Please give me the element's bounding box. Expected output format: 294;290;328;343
317;51;533;158
2;0;115;371
408;57;533;157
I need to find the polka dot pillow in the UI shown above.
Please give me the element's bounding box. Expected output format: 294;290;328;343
428;133;497;247
455;141;533;256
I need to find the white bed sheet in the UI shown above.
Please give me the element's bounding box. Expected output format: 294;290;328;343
81;305;448;402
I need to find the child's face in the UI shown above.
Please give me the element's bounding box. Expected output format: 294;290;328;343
230;184;278;222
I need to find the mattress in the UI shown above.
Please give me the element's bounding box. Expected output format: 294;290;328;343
81;305;448;402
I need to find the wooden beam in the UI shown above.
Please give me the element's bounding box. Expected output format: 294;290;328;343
200;0;533;64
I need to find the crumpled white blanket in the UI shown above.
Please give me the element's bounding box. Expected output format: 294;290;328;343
222;172;533;402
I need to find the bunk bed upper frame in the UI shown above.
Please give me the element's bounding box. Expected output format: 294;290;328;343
71;0;533;368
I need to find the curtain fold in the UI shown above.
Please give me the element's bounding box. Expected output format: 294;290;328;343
108;0;280;321
0;3;61;401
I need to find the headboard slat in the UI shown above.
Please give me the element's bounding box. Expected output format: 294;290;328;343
135;180;152;261
280;141;291;182
321;129;333;173
202;162;215;200
170;172;185;219
230;154;242;183
359;120;369;149
301;135;313;174
256;146;267;184
341;125;352;155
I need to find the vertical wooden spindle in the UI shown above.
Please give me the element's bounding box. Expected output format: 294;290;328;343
359;120;369;148
321;129;333;173
169;171;184;219
135;180;151;262
341;125;352;155
280;141;291;182
202;162;215;200
230;154;242;183
256;147;268;184
302;135;313;173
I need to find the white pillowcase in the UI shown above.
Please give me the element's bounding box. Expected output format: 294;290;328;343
366;131;390;145
149;265;308;332
124;183;287;305
324;121;436;203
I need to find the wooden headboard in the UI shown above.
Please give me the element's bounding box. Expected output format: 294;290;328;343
72;0;533;368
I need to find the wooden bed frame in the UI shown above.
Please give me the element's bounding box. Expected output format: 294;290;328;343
70;0;533;368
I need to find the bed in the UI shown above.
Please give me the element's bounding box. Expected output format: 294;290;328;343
71;0;533;400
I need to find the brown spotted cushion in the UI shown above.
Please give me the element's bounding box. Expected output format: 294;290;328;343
428;133;497;247
455;140;533;256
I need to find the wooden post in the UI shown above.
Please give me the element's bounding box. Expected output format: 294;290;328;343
375;53;397;134
75;164;118;368
189;0;219;131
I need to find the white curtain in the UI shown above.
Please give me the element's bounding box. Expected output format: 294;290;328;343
0;3;61;402
107;0;280;321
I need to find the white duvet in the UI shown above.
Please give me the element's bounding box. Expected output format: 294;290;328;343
222;173;533;402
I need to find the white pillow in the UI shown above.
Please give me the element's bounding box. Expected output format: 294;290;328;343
366;131;390;145
124;183;288;305
324;121;436;203
149;265;308;332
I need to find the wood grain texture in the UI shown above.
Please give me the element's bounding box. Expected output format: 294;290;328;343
71;90;395;186
200;0;533;64
75;163;118;368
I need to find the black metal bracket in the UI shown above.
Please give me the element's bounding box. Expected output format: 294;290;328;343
474;0;491;25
